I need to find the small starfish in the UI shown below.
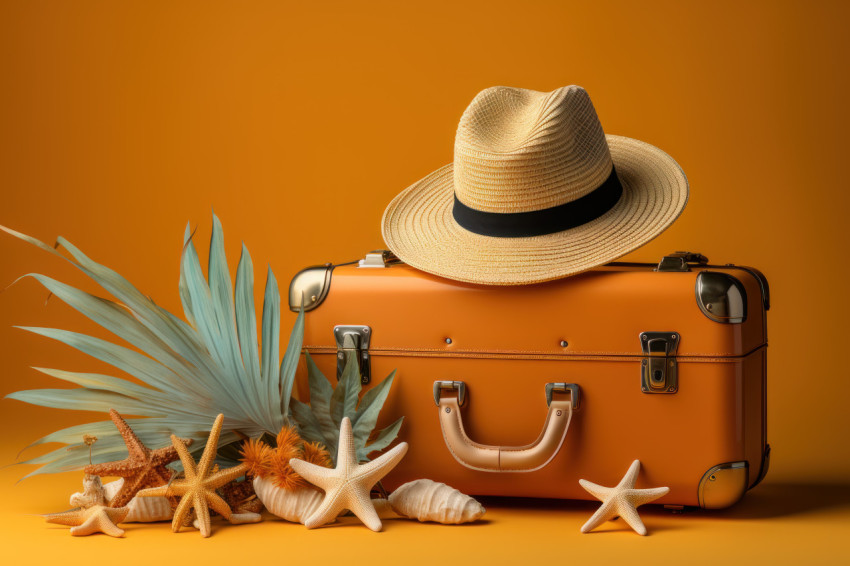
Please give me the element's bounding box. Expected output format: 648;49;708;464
136;414;261;537
579;459;670;536
289;417;408;532
44;505;130;537
84;409;193;507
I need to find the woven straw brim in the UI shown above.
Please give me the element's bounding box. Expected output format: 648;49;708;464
381;135;689;285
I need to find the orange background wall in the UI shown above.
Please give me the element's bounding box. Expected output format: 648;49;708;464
0;0;847;519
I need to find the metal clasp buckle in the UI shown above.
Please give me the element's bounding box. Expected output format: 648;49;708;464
640;331;680;393
358;250;399;268
334;325;372;384
656;251;709;272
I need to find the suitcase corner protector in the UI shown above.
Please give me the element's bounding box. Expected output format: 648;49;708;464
698;461;749;509
289;263;334;312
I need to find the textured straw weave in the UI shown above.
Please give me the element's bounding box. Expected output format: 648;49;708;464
381;85;688;285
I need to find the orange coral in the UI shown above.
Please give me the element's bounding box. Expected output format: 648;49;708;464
276;425;302;459
260;426;333;490
269;449;305;491
302;441;332;468
240;437;272;478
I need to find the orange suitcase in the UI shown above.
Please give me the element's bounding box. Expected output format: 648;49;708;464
287;251;769;509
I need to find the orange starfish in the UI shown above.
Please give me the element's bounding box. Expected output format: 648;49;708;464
84;409;192;507
136;414;261;537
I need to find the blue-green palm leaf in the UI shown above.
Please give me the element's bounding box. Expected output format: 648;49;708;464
291;351;403;464
1;215;303;479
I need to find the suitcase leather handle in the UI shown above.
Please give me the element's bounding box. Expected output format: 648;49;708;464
434;381;580;473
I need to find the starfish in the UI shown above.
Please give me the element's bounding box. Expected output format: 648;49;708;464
136;414;261;537
289;417;408;532
43;505;130;537
84;409;193;507
579;459;670;536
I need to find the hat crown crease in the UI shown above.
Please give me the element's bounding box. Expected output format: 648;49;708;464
453;85;614;214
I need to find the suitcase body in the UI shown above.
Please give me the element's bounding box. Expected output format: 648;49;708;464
288;251;770;509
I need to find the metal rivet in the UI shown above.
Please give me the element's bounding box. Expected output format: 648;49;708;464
671;334;677;339
709;474;716;481
363;328;370;334
445;337;452;345
642;335;648;341
559;340;568;347
310;294;317;302
337;353;344;359
445;407;451;413
556;410;562;416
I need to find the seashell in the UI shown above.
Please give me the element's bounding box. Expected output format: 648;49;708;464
70;474;107;509
103;479;173;522
388;479;485;524
253;476;325;524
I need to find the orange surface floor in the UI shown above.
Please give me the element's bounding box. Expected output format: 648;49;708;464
2;453;847;566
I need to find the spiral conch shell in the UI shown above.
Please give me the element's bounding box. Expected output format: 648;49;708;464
388;479;485;524
103;479;172;522
253;476;325;524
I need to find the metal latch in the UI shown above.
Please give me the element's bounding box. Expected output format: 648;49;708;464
358;250;398;268
640;332;680;393
334;325;371;384
656;251;709;272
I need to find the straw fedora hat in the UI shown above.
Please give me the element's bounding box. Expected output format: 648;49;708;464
381;85;689;285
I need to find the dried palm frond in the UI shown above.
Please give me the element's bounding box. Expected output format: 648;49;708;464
2;215;304;478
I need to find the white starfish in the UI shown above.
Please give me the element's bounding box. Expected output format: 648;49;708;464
579;460;670;535
289;417;408;531
44;504;130;537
